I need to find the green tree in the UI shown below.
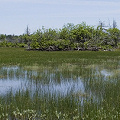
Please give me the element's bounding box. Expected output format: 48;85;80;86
59;23;74;40
107;28;120;47
0;34;6;41
70;23;92;43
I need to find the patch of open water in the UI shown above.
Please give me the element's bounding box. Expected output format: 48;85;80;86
0;66;85;98
0;65;118;103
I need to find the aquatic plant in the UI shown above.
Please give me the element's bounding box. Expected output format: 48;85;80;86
0;48;120;119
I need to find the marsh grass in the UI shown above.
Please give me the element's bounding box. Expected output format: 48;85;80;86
0;48;120;119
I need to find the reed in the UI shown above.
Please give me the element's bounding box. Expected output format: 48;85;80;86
0;48;120;119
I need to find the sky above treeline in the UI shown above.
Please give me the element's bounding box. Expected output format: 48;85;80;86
0;0;120;35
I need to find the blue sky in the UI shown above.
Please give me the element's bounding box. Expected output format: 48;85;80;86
0;0;120;35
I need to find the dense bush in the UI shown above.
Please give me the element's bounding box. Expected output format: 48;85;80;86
0;22;120;51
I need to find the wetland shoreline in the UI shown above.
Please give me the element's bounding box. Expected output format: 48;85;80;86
0;48;120;119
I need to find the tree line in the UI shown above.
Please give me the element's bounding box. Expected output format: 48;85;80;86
0;22;120;51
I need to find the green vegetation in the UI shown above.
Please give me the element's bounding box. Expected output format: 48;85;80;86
0;22;120;51
0;48;120;119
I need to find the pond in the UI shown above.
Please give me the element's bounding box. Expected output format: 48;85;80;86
0;60;120;119
0;66;85;97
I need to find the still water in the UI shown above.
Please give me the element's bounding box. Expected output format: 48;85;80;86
0;66;85;97
0;65;115;100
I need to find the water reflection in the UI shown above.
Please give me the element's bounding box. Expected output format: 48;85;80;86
0;80;26;95
39;77;84;97
101;70;112;78
0;65;118;102
0;66;29;95
0;66;85;98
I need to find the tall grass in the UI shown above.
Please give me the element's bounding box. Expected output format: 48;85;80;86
0;48;120;119
0;47;119;66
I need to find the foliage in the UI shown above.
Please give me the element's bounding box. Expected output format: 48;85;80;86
107;28;120;47
0;34;6;41
1;22;120;51
0;41;26;48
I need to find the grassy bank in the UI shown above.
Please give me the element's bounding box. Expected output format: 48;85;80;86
0;47;119;66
